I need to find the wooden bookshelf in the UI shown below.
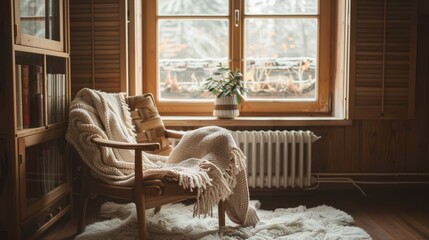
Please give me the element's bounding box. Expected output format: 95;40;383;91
0;0;71;239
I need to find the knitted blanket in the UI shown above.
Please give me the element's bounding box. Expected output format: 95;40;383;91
66;88;259;226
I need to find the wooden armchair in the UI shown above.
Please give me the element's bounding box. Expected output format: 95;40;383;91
76;93;226;240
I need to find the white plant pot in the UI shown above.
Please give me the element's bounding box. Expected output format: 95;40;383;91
213;96;239;119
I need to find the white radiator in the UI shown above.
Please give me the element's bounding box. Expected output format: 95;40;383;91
230;130;320;189
171;130;320;189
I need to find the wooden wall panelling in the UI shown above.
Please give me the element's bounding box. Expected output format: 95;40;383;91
360;120;407;172
306;127;345;173
308;128;331;173
325;128;348;172
343;124;362;172
70;0;127;97
310;126;359;173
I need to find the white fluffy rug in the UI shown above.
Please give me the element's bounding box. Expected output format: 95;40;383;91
75;201;371;240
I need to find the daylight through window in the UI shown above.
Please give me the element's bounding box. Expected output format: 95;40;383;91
144;0;332;115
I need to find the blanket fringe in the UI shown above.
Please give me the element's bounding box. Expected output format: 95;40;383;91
193;178;231;217
190;147;247;217
191;161;232;217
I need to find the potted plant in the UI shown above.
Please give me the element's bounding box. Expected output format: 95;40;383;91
203;63;246;119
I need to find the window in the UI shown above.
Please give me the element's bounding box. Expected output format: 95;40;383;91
143;0;333;116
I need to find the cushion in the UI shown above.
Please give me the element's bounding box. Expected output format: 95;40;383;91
126;93;172;156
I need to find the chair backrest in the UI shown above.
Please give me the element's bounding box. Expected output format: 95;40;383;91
126;93;172;156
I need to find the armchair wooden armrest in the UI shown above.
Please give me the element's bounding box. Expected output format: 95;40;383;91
90;137;157;187
91;137;160;151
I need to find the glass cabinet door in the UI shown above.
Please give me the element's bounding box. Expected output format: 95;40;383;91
18;128;68;220
15;0;64;51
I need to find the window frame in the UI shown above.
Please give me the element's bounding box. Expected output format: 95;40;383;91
143;0;334;116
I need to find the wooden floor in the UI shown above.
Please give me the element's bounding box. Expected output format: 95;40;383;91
40;186;429;240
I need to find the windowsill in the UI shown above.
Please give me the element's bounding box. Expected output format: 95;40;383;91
162;116;352;127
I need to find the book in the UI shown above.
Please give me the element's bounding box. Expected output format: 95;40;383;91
60;74;65;121
47;74;51;124
21;65;30;128
35;93;44;127
30;65;44;127
16;64;23;130
35;65;44;127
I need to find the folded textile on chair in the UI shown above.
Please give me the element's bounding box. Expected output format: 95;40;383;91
66;88;259;226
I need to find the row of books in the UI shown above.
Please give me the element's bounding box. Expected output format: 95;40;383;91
15;64;66;129
25;143;65;204
47;73;67;124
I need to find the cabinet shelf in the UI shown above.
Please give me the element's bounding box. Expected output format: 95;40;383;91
14;44;69;58
16;122;67;138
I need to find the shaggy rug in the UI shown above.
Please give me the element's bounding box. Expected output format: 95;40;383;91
75;201;371;240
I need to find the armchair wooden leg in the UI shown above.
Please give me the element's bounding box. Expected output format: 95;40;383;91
77;193;89;233
135;196;147;240
78;166;90;233
218;200;225;227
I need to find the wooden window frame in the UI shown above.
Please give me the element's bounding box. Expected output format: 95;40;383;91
143;0;334;116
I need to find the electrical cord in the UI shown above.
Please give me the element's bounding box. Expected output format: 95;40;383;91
312;174;429;197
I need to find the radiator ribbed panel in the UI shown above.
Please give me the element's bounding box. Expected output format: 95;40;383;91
171;130;320;189
230;130;320;189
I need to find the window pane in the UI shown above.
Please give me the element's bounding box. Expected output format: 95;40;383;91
244;18;317;100
245;0;318;15
158;20;228;100
158;0;228;16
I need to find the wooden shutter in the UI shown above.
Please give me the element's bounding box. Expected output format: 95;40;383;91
70;0;127;97
350;0;417;119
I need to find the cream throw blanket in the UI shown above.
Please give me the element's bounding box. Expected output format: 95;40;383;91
66;88;259;226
